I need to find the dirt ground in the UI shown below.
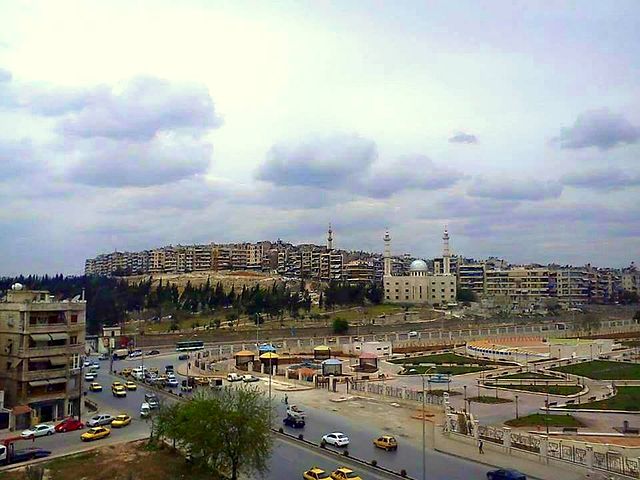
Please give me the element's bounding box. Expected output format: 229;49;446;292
0;441;211;480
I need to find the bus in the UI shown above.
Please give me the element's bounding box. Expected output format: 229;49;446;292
176;340;205;352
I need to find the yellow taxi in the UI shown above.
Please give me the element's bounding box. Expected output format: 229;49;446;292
331;467;362;480
121;368;133;377
125;381;137;391
195;377;209;386
111;414;132;428
81;426;111;441
112;384;127;398
373;435;398;451
88;382;102;392
148;367;159;375
303;467;331;480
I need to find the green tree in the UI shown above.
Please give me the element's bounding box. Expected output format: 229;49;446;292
456;288;477;302
154;388;272;480
634;310;640;322
332;317;349;334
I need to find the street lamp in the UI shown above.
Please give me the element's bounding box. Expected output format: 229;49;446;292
421;373;426;480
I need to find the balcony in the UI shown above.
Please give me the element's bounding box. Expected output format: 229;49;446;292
27;322;72;333
21;345;75;357
22;368;68;381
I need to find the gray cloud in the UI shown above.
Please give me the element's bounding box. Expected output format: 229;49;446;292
449;132;478;144
0;68;11;82
57;77;222;140
0;139;36;179
361;155;463;198
66;135;213;187
256;133;377;189
468;177;563;201
562;168;640;191
555;109;640;150
23;85;109;117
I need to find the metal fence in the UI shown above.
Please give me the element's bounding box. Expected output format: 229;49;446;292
351;381;444;405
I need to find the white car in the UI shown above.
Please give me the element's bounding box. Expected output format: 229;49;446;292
408;331;418;338
84;372;97;381
86;414;114;427
322;432;350;447
167;378;179;388
21;424;55;438
242;375;259;383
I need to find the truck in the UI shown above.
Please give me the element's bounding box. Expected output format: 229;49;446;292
112;348;129;360
0;437;52;465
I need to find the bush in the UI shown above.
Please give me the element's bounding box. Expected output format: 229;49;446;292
278;427;283;433
320;440;326;448
371;459;377;467
343;449;349;456
298;434;304;440
332;318;349;334
400;469;407;477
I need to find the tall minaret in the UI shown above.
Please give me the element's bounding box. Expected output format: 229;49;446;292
383;229;392;276
442;226;451;275
327;223;333;251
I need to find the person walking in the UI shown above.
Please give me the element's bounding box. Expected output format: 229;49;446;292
284;394;289;405
478;440;484;454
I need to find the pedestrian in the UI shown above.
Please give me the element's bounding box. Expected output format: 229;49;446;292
478;440;484;454
284;394;289;405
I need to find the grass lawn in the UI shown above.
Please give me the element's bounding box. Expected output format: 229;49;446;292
468;396;512;404
553;360;640;380
566;386;640;411
391;353;507;366
500;372;558;380
505;413;584;428
400;365;493;375
2;441;212;480
488;384;583;395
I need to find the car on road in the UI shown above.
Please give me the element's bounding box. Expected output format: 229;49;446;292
90;362;100;369
140;402;151;418
55;417;84;433
147;349;160;356
283;416;305;428
408;331;418;338
125;381;137;391
129;350;143;358
112;385;126;397
242;374;260;383
178;353;189;360
87;414;114;427
165;365;174;373
167;378;179;388
83;359;91;367
227;372;242;382
21;424;55;438
373;435;398;451
330;467;362;480
88;382;103;392
145;393;160;409
321;432;349;447
486;469;527;480
81;426;111;442
121;367;133;377
84;372;97;381
303;467;331;480
111;414;132;428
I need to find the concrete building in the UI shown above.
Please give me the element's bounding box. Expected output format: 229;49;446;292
622;265;639;295
344;260;375;284
554;268;591;306
0;284;86;427
456;263;486;296
484;267;551;305
382;228;457;306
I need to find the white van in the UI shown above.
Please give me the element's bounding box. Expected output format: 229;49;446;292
140;402;151;418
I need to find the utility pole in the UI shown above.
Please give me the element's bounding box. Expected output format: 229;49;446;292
421;374;426;480
515;395;519;419
77;361;83;422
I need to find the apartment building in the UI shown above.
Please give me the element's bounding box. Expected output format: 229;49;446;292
622;269;639;295
457;263;486;296
319;251;344;282
484;267;551;305
554;269;591;306
344;260;375;284
0;284;86;428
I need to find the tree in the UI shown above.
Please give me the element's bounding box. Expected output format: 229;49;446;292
332;317;349;334
154;388;272;480
634;310;640;322
456;288;477;302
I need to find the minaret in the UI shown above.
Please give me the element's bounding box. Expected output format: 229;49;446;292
327;223;333;251
442;226;451;275
383;229;392;276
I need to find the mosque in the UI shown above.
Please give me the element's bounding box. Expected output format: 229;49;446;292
383;228;457;306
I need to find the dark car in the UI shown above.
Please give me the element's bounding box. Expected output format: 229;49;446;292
147;349;160;356
283;416;305;428
487;469;527;480
55;417;84;433
178;354;190;360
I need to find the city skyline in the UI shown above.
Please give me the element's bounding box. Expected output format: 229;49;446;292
1;1;639;275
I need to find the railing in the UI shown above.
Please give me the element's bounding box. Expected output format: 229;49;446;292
351;380;444;405
22;368;68;381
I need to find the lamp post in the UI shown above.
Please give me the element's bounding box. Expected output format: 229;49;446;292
421;373;426;480
515;395;519;419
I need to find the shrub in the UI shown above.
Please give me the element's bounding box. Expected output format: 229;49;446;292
278;427;283;433
400;469;407;477
343;450;349;456
298;434;304;440
371;459;377;466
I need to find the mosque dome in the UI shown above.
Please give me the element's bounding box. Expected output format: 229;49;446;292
409;259;428;272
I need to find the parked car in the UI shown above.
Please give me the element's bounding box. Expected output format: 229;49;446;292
129;350;143;358
121;367;133;377
486;469;527;480
81;426;110;442
331;467;362;480
242;375;259;383
21;424;55;438
283;416;305;428
178;354;189;360
147;350;160;356
303;467;331;480
111;414;132;428
373;435;398;451
86;414;114;427
167;378;179;388
321;432;349;447
55;417;84;433
165;365;174;373
227;373;242;382
408;331;418;338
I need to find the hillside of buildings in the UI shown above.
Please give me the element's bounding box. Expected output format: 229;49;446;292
122;269;282;291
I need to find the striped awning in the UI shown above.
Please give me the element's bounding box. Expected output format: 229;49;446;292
49;333;69;341
28;380;49;387
29;333;51;342
49;357;67;366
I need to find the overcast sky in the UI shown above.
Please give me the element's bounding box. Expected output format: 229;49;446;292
1;0;639;275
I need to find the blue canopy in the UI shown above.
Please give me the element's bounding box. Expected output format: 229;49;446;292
258;344;276;353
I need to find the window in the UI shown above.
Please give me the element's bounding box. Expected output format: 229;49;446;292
71;353;81;369
71;314;78;323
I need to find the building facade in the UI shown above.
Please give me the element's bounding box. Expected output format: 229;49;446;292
382;228;457;306
0;284;86;426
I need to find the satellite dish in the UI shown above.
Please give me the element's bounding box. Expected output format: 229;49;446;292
11;283;24;291
71;295;81;302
